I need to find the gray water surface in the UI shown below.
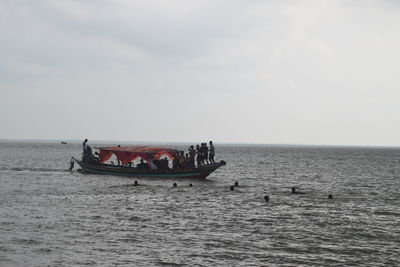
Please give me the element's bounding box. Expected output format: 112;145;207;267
0;142;399;266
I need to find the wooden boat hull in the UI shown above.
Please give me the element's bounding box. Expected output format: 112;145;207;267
75;159;226;179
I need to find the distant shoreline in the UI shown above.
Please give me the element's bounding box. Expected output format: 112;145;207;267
0;139;399;149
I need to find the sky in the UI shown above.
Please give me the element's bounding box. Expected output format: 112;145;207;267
1;0;400;146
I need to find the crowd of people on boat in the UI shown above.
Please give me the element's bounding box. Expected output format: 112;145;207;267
172;141;215;169
81;139;216;169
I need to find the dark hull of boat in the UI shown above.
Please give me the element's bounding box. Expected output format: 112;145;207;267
75;160;226;179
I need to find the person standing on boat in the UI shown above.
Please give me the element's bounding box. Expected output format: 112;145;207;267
201;143;207;165
188;145;196;168
196;144;202;167
172;153;179;169
179;151;186;168
204;143;209;164
82;139;90;162
82;139;93;162
209;141;215;164
83;139;88;153
185;153;190;168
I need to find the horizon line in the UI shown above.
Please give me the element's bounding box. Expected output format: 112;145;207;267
0;138;399;149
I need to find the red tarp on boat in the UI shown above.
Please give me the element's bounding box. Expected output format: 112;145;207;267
98;146;179;165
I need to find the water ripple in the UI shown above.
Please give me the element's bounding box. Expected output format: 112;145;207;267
0;143;399;266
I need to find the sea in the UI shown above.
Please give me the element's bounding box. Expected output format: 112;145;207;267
0;142;399;266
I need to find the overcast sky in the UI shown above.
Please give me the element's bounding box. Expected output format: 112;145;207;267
1;0;400;146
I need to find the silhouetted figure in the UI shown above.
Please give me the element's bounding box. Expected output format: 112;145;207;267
209;141;215;164
189;183;193;187
204;143;209;164
172;153;179;169
234;181;239;187
264;195;270;202
137;159;148;169
184;153;190;168
328;194;333;199
188;145;196;168
134;181;139;186
82;139;98;163
196;144;202;167
178;151;185;168
200;143;206;165
230;185;234;191
83;139;88;152
173;183;177;188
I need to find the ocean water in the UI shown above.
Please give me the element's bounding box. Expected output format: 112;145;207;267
0;142;399;266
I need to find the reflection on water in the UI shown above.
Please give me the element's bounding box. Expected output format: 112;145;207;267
0;142;399;266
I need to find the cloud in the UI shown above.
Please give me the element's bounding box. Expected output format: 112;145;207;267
1;0;400;145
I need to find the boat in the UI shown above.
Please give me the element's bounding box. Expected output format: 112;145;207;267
72;145;226;179
61;141;68;144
